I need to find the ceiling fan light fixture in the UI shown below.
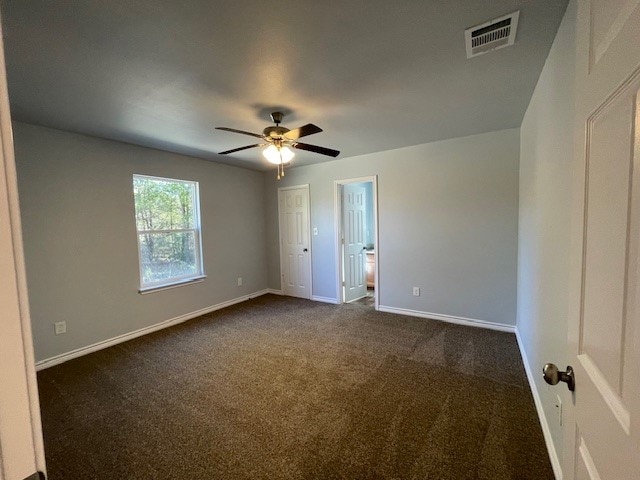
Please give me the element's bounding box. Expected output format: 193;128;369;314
263;144;294;164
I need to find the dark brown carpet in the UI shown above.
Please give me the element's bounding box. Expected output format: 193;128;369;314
351;287;375;307
37;294;554;479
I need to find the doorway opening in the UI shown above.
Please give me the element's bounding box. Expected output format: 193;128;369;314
335;176;378;309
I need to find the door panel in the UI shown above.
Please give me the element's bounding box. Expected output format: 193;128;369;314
279;187;311;298
343;184;367;302
575;433;601;480
569;1;640;478
581;82;636;398
589;0;640;67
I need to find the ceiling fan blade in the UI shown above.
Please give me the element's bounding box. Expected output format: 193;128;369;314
216;127;264;139
284;123;323;140
293;142;340;157
218;144;262;155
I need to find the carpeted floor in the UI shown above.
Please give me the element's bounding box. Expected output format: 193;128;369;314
37;294;554;479
351;287;375;307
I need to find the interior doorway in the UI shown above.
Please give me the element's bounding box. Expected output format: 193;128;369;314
335;176;378;308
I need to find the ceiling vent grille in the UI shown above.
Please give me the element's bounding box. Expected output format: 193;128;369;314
465;11;520;58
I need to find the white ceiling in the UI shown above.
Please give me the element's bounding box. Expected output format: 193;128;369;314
1;0;568;171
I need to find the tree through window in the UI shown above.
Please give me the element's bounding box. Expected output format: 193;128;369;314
133;175;204;290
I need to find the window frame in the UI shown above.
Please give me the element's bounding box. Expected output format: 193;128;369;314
133;174;205;293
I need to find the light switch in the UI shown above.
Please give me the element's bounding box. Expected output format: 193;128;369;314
313;227;318;236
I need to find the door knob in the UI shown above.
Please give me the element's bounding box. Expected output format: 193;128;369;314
303;248;308;252
543;363;575;391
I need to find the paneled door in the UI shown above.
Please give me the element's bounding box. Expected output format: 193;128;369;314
342;183;367;302
278;186;311;299
566;1;640;478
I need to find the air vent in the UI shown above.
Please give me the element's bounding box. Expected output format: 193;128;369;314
465;11;520;58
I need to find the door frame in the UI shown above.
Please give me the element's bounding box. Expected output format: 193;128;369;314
277;184;313;299
0;14;47;479
334;176;379;308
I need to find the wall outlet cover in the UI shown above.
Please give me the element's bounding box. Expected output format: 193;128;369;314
54;321;66;335
413;287;420;296
237;277;243;286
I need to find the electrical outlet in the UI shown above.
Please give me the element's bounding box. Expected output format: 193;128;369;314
54;321;66;335
555;394;563;426
413;287;420;296
237;277;243;286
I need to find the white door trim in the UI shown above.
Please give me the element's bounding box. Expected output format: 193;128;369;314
0;14;46;479
277;184;312;299
334;176;379;309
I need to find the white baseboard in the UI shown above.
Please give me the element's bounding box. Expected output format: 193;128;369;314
377;305;515;333
265;290;337;303
515;328;563;480
35;289;272;371
311;295;339;304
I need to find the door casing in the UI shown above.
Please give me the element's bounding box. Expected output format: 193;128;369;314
0;14;47;480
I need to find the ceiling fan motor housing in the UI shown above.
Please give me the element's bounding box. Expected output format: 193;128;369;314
263;125;290;139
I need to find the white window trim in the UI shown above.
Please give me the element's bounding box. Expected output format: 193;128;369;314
138;275;207;294
133;174;205;292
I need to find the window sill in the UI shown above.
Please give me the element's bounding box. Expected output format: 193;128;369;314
138;275;207;295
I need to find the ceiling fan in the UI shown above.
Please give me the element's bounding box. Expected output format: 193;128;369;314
216;112;340;179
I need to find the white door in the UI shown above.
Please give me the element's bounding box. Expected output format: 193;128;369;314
278;186;311;299
0;15;47;480
565;2;640;478
342;183;367;302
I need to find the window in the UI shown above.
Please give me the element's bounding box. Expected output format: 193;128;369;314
133;174;204;291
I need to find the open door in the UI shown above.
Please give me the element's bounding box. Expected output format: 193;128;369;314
560;2;640;478
342;183;367;302
0;15;47;480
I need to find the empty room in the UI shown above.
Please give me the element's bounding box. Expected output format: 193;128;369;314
1;1;639;480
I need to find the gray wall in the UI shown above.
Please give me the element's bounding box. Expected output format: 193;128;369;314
14;122;268;362
265;129;520;325
517;0;576;465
